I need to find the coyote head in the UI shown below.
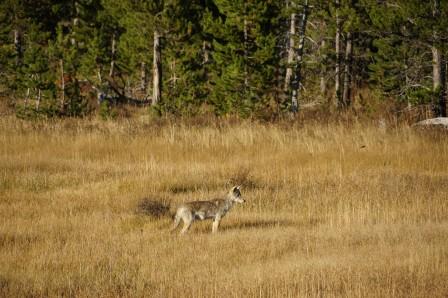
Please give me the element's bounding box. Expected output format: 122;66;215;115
229;186;245;203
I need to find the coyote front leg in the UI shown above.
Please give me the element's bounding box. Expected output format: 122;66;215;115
212;216;221;233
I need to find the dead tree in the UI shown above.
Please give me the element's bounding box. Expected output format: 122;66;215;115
152;29;161;105
342;32;353;107
290;0;309;113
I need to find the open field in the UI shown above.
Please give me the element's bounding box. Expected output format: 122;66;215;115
0;117;447;297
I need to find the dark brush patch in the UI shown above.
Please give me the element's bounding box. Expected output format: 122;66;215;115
228;168;259;190
136;198;170;219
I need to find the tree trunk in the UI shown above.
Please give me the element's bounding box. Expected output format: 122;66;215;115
319;39;326;96
140;62;146;91
284;13;296;92
170;59;178;89
36;88;41;111
97;66;102;84
404;61;412;108
152;30;161;105
202;40;210;86
432;0;446;116
243;14;249;90
109;33;116;78
432;46;442;90
444;61;448;117
70;1;80;46
202;41;210;64
60;59;65;109
290;0;309;113
24;88;30;107
342;32;353;107
335;0;342;107
13;29;21;65
432;47;446;117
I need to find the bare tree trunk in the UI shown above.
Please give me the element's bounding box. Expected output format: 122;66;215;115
284;13;296;92
432;48;446;117
432;46;441;90
290;0;309;113
60;59;65;109
432;0;446;117
70;1;80;46
319;39;326;95
335;0;342;107
36;89;41;111
342;32;353;107
243;14;249;90
93;64;103;104
70;20;79;46
432;0;441;93
170;59;178;89
320;76;326;95
202;41;210;64
24;88;30;107
202;40;210;86
97;66;102;84
109;33;116;78
444;60;448;117
13;29;21;65
152;30;161;105
404;62;411;108
140;62;146;91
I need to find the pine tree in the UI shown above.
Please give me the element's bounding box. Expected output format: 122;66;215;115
157;0;211;115
0;0;27;96
367;0;448;114
204;0;282;116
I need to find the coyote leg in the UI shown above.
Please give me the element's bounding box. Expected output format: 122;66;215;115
180;219;192;234
180;211;194;234
212;218;221;233
171;214;181;232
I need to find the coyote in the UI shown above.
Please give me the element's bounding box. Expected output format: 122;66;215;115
171;186;245;234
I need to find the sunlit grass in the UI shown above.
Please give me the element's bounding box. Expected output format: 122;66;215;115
0;116;447;297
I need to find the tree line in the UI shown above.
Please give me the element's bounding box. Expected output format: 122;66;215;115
0;0;447;119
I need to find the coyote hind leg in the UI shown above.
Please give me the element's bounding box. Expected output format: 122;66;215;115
171;214;181;232
180;217;193;234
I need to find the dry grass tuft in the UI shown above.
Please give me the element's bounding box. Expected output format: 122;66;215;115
0;116;447;297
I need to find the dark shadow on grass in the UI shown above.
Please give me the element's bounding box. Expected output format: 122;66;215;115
220;219;297;232
173;219;295;235
179;218;323;234
168;216;324;235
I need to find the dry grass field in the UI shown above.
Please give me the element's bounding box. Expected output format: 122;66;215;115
0;116;447;297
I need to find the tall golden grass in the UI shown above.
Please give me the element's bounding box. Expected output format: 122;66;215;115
0;116;447;297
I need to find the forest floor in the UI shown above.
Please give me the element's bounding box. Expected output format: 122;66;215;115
1;117;447;297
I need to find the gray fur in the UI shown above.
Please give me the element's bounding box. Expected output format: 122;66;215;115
171;186;244;234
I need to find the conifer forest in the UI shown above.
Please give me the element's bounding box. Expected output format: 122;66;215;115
2;2;448;297
0;0;447;119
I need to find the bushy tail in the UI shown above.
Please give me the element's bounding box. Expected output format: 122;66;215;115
136;198;173;219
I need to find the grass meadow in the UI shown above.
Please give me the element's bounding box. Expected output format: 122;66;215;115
0;116;447;297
